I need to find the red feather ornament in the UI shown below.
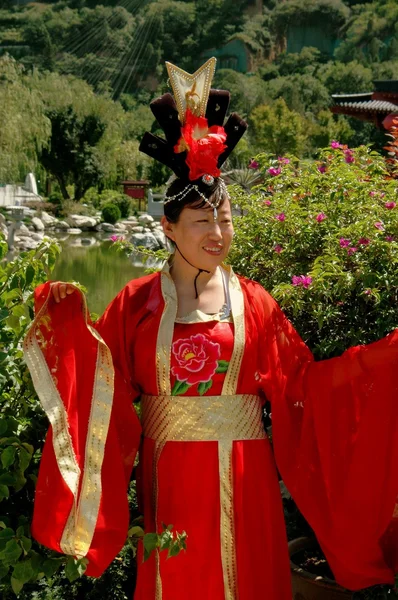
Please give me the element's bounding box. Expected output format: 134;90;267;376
174;109;227;181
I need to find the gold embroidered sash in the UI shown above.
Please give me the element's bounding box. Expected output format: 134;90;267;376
141;394;266;600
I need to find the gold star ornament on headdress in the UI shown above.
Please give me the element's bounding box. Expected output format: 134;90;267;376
166;57;217;124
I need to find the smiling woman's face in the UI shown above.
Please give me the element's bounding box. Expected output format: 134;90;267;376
161;201;234;271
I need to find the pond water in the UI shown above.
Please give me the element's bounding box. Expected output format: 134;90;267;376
52;235;147;315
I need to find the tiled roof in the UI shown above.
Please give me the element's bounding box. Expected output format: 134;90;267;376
332;99;398;113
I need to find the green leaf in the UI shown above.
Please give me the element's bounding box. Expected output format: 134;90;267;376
20;536;32;554
143;533;159;562
0;528;15;541
12;559;34;584
3;539;22;565
0;420;8;436
0;484;9;500
215;360;229;373
1;446;16;468
197;380;213;396
25;265;35;287
65;557;87;582
0;562;9;580
171;380;190;396
42;558;63;578
11;576;23;595
128;526;145;539
18;448;31;474
0;472;17;486
167;542;182;559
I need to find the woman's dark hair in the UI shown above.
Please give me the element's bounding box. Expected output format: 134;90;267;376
164;177;229;223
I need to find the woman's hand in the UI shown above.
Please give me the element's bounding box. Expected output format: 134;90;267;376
52;282;76;303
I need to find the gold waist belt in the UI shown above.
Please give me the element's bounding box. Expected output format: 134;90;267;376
141;393;266;443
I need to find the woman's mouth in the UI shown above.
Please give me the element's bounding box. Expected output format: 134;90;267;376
203;246;223;255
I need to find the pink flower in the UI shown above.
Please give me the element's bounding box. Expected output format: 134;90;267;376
274;244;283;253
268;167;282;176
110;235;124;242
358;237;370;246
331;140;342;149
275;212;286;221
316;212;327;222
386;235;395;242
264;199;272;206
369;191;376;197
171;334;220;385
344;149;354;164
364;289;372;295
278;156;290;164
317;164;326;173
380;192;385;198
339;238;351;248
248;159;259;169
292;275;312;288
347;247;357;255
374;221;384;231
385;201;396;209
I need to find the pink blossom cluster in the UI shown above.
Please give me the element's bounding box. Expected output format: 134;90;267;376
274;244;283;253
385;201;396;209
292;275;313;288
268;167;282;176
316;212;327;222
110;235;125;242
248;159;259;169
275;212;286;221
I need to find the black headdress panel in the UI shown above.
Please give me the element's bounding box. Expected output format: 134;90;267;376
139;89;248;181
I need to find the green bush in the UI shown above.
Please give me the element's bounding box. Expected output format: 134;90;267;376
229;143;398;599
101;203;121;225
100;191;132;219
230;144;398;359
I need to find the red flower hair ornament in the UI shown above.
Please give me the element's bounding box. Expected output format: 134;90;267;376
174;109;227;181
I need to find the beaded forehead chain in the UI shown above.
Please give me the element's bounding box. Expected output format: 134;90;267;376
164;175;229;220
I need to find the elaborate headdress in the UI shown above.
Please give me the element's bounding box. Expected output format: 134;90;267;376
139;57;248;215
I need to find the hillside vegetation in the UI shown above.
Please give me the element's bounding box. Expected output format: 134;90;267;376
0;0;397;191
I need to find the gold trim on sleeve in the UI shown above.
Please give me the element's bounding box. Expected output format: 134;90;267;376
23;284;115;559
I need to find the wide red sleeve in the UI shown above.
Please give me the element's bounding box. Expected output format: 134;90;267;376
256;286;398;590
23;282;142;577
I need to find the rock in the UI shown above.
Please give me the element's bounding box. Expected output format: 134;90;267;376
101;222;116;232
131;232;161;250
66;228;82;235
15;237;40;250
138;214;154;225
81;238;94;245
16;224;31;237
131;226;145;233
152;229;167;249
0;213;6;226
120;220;136;230
40;211;58;227
127;216;139;222
31;232;44;241
32;217;45;231
148;221;159;230
69;215;98;229
114;223;127;232
56;221;70;230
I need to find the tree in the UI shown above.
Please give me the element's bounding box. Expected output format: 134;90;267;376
40;107;106;200
249;98;306;156
0;55;50;183
318;60;373;94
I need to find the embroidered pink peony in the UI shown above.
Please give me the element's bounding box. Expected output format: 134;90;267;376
172;334;221;385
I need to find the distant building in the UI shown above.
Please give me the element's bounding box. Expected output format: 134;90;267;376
0;174;41;207
201;38;254;74
331;80;398;129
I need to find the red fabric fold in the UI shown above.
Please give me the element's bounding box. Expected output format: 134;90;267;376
29;282;142;576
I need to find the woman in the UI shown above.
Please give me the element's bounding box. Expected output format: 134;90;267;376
24;59;398;600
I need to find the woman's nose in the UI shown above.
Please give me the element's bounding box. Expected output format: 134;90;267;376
208;222;223;239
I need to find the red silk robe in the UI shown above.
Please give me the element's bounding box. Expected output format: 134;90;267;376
23;264;398;600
